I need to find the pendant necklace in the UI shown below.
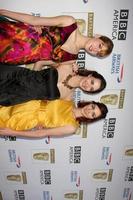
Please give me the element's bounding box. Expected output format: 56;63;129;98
62;74;74;90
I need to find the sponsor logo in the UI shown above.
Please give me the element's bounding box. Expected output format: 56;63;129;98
102;118;116;139
8;149;21;168
123;188;132;200
100;89;125;109
81;123;88;138
40;170;51;185
45;136;51;144
124;166;133;182
6;172;27;184
95;188;106;200
73;123;88;138
77;50;86;68
14;190;25;200
73;89;82;104
111;53;124;83
32;149;55;163
87;12;94;37
101;147;112;166
117;64;124;83
118;89;125;109
69;146;81;164
91;169;113;182
112;9;129;40
123;146;133;159
71;171;80;187
43;191;53;200
2;136;16;141
63;190;83;200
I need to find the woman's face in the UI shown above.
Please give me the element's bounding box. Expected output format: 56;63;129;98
85;38;107;56
79;75;101;92
81;103;101;119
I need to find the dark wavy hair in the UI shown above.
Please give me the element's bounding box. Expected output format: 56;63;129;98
77;68;106;94
98;36;114;57
76;101;108;123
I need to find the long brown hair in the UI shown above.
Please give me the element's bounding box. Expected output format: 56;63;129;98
76;101;108;123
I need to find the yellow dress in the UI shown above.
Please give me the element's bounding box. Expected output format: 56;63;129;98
0;100;79;130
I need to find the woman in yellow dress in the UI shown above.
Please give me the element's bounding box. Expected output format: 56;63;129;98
0;99;108;138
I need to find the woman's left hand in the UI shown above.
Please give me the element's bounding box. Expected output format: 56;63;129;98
0;128;15;136
0;9;5;16
33;25;43;34
72;62;79;75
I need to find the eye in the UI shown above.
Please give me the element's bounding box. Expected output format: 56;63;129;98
99;44;102;49
99;43;104;49
91;79;94;85
91;104;95;109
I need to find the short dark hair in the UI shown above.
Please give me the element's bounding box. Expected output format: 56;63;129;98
98;35;114;57
76;101;108;123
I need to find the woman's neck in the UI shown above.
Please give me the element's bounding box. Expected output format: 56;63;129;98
76;31;90;49
73;107;82;119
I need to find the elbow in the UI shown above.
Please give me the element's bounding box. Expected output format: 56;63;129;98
70;16;76;23
67;16;76;25
68;126;77;134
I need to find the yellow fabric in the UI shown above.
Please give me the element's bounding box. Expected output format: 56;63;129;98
0;100;79;130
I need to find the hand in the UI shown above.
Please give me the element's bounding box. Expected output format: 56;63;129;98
33;25;43;34
33;61;43;71
35;124;44;130
0;128;15;136
0;9;8;16
72;62;79;75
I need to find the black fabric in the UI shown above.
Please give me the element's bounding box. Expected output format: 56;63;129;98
0;64;60;106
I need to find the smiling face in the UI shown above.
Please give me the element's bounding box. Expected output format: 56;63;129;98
85;37;107;57
79;75;101;92
81;103;101;119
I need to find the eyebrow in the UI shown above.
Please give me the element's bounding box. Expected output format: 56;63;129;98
92;104;95;109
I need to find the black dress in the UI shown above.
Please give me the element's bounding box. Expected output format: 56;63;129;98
0;64;60;106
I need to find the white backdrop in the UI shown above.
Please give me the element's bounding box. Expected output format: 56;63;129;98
0;0;133;200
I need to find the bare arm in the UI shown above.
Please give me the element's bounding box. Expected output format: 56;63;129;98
33;60;77;71
0;9;75;26
0;125;77;138
33;61;62;70
59;60;77;65
33;60;56;71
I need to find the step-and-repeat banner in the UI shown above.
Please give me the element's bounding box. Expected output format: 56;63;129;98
0;0;133;199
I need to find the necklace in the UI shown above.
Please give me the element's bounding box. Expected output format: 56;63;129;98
62;74;74;90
